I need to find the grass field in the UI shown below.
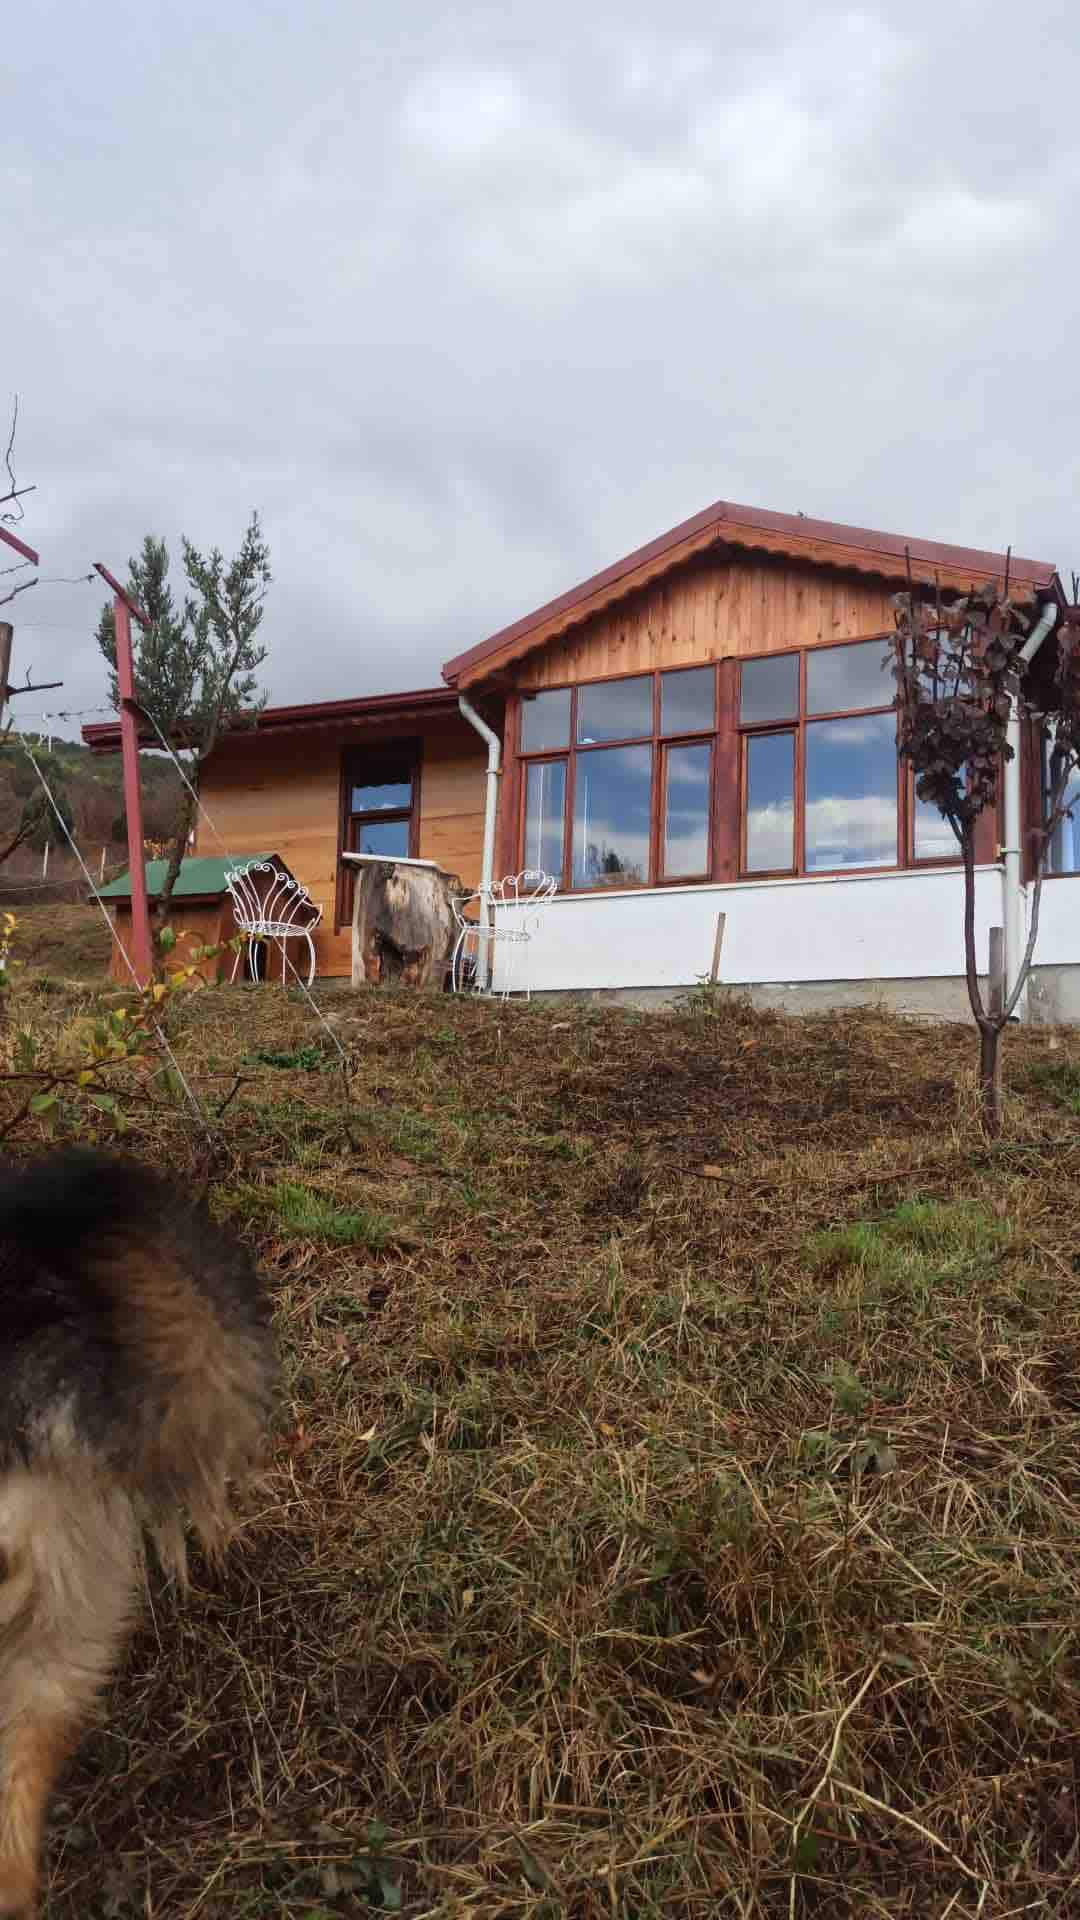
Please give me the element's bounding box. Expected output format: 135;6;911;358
6;930;1080;1917
4;900;113;979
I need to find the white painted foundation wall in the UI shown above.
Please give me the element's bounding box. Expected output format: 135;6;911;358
1026;874;1080;965
493;865;1019;995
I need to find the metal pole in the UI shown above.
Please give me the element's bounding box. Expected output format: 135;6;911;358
114;596;153;985
0;624;12;731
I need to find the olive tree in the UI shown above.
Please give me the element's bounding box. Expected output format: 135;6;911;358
97;515;269;930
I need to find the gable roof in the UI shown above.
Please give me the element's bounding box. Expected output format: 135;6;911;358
442;497;1059;689
97;853;275;902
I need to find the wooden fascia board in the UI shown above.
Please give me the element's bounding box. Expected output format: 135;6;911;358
455;522;1043;689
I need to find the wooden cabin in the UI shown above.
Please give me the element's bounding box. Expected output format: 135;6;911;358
89;691;493;980
85;496;1080;1019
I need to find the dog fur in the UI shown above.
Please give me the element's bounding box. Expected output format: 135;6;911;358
0;1150;276;1916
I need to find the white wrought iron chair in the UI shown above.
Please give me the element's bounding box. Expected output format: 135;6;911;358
450;869;557;1000
224;861;324;988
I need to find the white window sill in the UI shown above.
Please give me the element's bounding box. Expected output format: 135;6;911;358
506;864;998;907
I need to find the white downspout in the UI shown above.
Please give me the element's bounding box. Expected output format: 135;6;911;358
458;691;501;990
1003;599;1058;1016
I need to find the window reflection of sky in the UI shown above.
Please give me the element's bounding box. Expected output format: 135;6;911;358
741;654;799;724
577;677;652;744
520;687;571;753
914;793;961;860
805;713;897;869
351;780;411;812
806;639;892;715
664;742;710;873
1045;739;1080;875
524;761;566;878
661;666;714;736
746;734;794;870
355;818;409;857
573;745;652;886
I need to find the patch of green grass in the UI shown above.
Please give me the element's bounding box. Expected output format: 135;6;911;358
387;1109;443;1164
1028;1059;1080;1114
242;1042;333;1072
805;1197;1008;1301
246;1179;395;1247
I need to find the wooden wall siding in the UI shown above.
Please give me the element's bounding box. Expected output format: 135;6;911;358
108;903;229;983
514;551;897;690
416;729;487;881
198;724;487;977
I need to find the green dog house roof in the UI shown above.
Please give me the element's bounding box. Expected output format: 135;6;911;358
97;854;276;902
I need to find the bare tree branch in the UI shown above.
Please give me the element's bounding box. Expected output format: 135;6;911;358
2;397;21;524
0;577;38;612
0;485;36;519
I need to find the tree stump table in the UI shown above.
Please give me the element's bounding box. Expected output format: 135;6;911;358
345;853;463;990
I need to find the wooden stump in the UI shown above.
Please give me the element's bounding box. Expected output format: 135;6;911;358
350;860;462;989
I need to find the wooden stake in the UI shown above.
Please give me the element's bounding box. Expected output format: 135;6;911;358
709;911;727;985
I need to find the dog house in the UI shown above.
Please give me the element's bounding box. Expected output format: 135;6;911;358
96;852;286;983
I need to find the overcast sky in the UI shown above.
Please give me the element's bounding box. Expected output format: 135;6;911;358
6;0;1080;738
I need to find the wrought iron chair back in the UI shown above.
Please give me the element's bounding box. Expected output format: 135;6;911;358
450;869;556;998
224;860;323;987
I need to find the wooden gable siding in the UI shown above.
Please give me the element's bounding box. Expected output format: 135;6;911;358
514;550;896;690
197;724;487;977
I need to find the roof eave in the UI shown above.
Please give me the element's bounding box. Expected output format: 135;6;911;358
82;685;464;755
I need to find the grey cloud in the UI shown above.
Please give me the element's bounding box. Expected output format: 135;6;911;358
6;0;1080;733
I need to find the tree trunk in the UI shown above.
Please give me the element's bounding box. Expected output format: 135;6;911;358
152;786;198;946
351;860;461;989
978;1020;1002;1138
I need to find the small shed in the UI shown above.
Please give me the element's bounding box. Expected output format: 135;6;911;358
96;852;277;982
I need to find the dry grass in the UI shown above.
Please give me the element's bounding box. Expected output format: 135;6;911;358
6;959;1080;1918
7;900;113;980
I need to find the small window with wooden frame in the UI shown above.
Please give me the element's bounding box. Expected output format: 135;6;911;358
336;741;419;927
517;665;718;892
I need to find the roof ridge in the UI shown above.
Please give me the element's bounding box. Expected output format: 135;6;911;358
442;495;1058;685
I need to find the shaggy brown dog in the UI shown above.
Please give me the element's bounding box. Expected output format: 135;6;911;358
0;1151;276;1916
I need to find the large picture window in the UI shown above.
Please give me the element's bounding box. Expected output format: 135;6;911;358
518;667;716;891
739;637;937;877
516;641;963;893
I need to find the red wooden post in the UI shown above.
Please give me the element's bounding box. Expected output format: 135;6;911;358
114;597;152;984
95;563;152;985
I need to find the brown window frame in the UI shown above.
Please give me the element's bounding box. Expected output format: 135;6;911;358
1038;721;1080;880
514;637;973;895
516;665;719;893
335;740;421;929
737;633;963;881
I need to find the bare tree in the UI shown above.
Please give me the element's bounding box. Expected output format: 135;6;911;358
892;577;1080;1134
0;752;74;866
96;516;270;931
0;395;39;612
